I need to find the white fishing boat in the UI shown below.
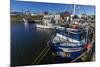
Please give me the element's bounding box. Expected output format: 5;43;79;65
36;15;58;29
36;24;55;29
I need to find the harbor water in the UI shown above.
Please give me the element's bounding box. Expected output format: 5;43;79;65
11;22;54;66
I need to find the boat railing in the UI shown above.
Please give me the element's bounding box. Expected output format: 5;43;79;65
66;28;85;32
70;38;94;62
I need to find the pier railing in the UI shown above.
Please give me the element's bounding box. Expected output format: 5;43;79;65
31;40;51;65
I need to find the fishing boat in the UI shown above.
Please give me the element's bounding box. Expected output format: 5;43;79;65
36;15;57;29
22;10;35;23
49;27;88;60
36;23;55;29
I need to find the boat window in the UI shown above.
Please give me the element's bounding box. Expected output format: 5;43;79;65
79;33;86;40
44;18;51;20
68;32;85;41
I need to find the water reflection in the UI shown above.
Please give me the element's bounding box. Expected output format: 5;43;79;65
24;22;37;32
24;22;29;32
11;22;53;66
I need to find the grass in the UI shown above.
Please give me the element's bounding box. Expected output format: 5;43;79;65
11;15;43;22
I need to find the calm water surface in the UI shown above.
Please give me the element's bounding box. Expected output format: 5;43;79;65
11;22;53;66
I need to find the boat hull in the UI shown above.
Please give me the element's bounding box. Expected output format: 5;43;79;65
36;24;55;29
50;45;85;59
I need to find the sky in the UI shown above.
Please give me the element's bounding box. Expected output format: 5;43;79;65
10;0;95;15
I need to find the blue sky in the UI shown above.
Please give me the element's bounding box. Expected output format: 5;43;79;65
11;0;95;15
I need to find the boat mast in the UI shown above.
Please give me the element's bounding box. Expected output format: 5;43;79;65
70;4;76;22
73;4;76;16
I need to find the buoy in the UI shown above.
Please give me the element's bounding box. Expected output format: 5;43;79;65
85;43;93;49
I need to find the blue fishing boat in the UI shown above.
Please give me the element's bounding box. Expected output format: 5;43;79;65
49;27;88;60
